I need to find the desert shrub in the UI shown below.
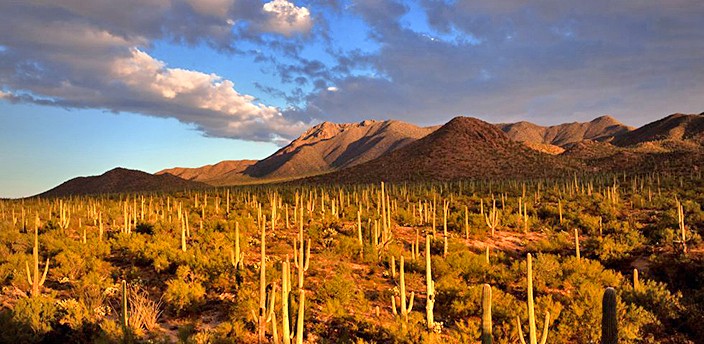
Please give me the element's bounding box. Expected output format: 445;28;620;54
12;294;58;335
164;265;206;313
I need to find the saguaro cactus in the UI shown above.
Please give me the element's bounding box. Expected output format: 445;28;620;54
230;222;244;270
575;228;581;259
676;199;688;254
398;256;414;322
517;253;550;344
259;219;268;344
601;287;618;344
485;200;499;236
633;269;639;291
425;235;435;330
121;280;130;338
357;210;363;260
481;284;492;344
25;215;49;297
296;289;305;344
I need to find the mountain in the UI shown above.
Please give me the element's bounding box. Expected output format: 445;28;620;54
306;116;575;183
39;168;206;197
498;115;632;150
243;120;437;179
612;113;704;148
157;160;258;186
159;120;438;185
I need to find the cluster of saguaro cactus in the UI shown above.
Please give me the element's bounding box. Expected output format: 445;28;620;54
517;253;550;344
25;214;49;297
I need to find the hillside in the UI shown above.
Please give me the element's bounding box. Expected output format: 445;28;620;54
157;160;258;186
498;115;632;148
612;113;704;147
243;120;437;179
38;168;206;197
308;116;575;183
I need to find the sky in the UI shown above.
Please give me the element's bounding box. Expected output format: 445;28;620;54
1;0;704;198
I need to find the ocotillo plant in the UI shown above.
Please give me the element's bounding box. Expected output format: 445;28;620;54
25;214;49;297
601;287;618;344
481;284;492;344
517;253;550;344
425;235;435;330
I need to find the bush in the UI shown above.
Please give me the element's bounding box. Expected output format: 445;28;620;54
164;266;206;313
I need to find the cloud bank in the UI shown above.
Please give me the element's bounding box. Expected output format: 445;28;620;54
0;0;312;142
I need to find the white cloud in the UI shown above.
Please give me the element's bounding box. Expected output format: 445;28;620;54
326;86;339;92
262;0;313;36
0;0;313;143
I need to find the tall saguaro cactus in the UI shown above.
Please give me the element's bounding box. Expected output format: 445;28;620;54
601;287;618;344
25;214;49;297
676;199;688;254
121;280;133;341
485;199;499;236
425;235;435;330
517;253;550;344
481;284;492;344
398;256;414;322
259;219;268;344
231;222;244;270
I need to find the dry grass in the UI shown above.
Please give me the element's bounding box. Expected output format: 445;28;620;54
126;285;163;336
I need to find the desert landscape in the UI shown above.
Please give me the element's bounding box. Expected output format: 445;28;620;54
3;113;704;343
2;1;704;343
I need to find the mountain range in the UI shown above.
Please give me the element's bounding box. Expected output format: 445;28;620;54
35;112;704;196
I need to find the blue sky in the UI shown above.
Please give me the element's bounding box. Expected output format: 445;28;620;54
1;0;704;197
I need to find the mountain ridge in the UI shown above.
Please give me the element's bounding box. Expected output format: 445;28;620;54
38;167;206;198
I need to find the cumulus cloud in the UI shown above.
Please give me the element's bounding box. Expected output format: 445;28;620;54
261;0;313;36
0;0;312;143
